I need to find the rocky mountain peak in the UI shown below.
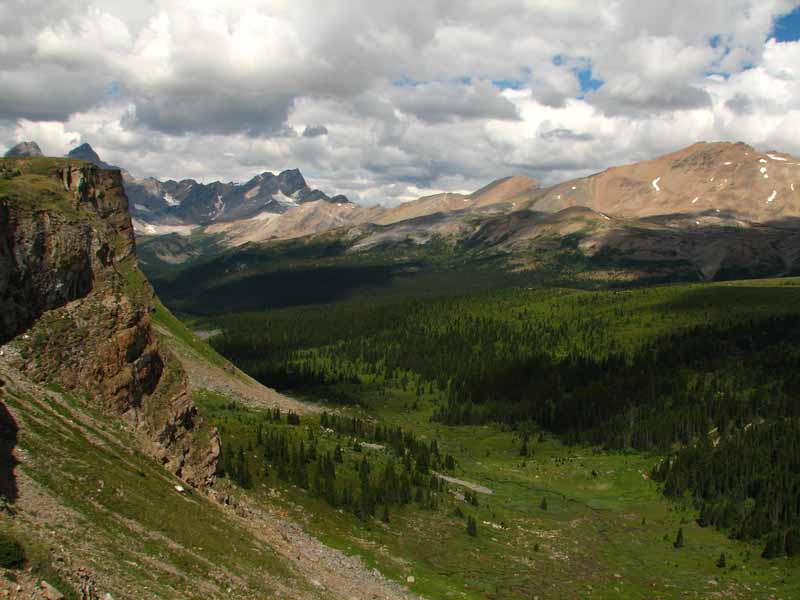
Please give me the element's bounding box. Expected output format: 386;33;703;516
278;168;307;195
4;141;43;158
67;143;118;170
68;142;100;162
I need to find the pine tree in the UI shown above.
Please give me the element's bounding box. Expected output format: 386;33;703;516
381;505;390;523
762;532;783;558
466;516;478;537
539;497;548;511
673;527;685;549
716;552;726;568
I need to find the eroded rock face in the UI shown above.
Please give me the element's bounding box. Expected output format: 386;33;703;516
0;165;133;344
0;160;218;486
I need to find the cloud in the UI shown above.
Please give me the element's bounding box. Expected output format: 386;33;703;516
129;93;296;136
3;1;800;205
539;127;594;142
725;94;755;114
391;79;520;123
302;124;329;138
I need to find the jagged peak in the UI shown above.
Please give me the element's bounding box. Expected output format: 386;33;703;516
68;142;100;160
66;143;118;170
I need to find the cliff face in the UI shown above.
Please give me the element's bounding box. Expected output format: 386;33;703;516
0;157;218;486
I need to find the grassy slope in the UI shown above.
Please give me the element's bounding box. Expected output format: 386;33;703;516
0;373;302;599
152;298;233;371
0;157;93;220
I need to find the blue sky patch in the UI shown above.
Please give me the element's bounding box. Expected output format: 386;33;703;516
106;80;123;97
392;76;420;87
552;55;603;95
577;68;603;94
772;6;800;42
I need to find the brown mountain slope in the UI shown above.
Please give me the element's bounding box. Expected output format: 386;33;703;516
374;175;538;225
206;198;368;246
525;141;800;220
469;175;539;207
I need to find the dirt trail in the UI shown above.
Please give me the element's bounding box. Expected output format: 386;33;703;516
432;471;493;495
154;324;320;415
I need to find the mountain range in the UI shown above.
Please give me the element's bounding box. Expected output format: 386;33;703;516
6;139;800;282
132;140;800;247
5;141;350;234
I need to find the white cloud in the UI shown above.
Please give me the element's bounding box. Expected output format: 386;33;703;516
2;0;800;205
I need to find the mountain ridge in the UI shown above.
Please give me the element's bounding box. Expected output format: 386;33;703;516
164;140;800;250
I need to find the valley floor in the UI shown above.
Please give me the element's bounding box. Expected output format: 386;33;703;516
204;387;800;600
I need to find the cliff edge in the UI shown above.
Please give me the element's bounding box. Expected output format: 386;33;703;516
0;157;218;486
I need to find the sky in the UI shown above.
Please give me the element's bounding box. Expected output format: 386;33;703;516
2;1;800;206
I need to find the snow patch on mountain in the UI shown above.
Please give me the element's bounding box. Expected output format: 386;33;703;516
211;194;225;220
277;190;299;207
132;218;195;236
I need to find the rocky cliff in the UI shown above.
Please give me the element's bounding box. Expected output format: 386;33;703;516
0;156;218;486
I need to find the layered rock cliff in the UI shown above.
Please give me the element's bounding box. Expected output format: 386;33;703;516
0;157;218;486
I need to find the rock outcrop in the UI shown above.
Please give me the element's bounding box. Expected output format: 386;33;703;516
0;156;218;486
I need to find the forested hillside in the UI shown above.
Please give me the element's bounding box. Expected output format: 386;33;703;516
197;279;800;558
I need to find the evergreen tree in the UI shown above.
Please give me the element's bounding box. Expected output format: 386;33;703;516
716;552;726;568
539;497;548;511
466;516;478;537
673;527;685;549
762;532;784;558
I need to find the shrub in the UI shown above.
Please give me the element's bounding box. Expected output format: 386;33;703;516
0;532;25;568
